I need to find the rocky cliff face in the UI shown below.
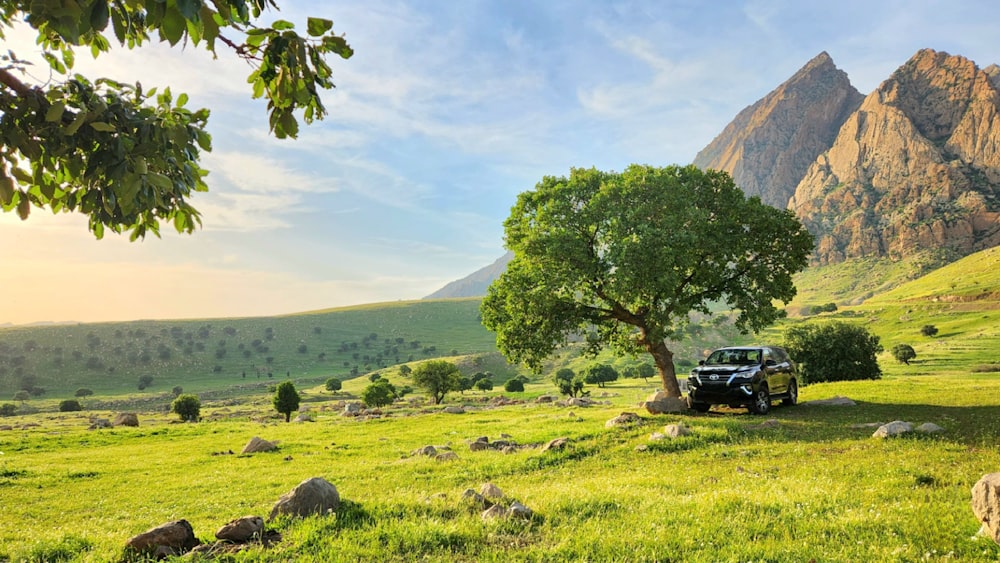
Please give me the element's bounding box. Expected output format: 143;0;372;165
694;52;863;208
789;49;1000;264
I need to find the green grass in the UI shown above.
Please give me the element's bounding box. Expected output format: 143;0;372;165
1;376;999;561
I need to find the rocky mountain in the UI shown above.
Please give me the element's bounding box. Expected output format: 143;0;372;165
430;49;1000;296
424;252;513;299
693;52;864;208
789;49;1000;264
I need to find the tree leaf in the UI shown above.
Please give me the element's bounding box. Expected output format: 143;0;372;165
0;170;14;205
90;0;110;32
271;19;295;31
161;7;186;45
306;17;333;37
45;102;66;123
176;0;202;21
89;122;117;132
16;195;30;220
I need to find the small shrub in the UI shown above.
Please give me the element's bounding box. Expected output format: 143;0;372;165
58;400;83;412
921;325;939;337
325;377;342;392
171;386;183;397
361;380;396;408
475;378;494;391
784;322;883;384
171;394;201;422
503;379;525;392
972;364;1000;373
0;403;17;416
74;388;93;398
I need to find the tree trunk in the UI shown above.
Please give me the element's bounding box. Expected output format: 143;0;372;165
647;338;682;398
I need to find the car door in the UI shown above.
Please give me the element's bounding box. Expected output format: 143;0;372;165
761;348;786;394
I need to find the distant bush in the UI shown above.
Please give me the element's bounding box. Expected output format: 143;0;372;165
972;364;1000;373
171;386;183;397
59;399;83;412
921;325;939;337
785;322;882;384
809;303;839;315
503;379;525;392
325;377;342;392
171;394;201;422
0;403;17;416
474;378;494;391
554;368;585;397
582;364;618;388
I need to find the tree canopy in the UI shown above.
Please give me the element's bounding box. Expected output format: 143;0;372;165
481;164;814;397
0;0;351;239
411;359;462;405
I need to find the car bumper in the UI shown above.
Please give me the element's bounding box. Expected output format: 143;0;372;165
688;381;755;406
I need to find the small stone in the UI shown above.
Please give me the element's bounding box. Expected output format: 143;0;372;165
469;441;490;452
972;473;1000;545
443;406;465;414
542;437;569;451
480;483;504;499
605;412;643;428
268;477;340;520
125;520;200;555
508;501;533;519
215;516;264;543
435;451;459;461
412;445;437;457
664;423;692;437
481;504;506;520
916;422;944;434
113;413;139;427
649;432;666;441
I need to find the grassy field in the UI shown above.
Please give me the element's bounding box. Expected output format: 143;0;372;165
1;376;999;562
2;249;1000;561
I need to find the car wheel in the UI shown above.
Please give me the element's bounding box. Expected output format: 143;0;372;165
782;379;798;406
749;384;771;415
690;401;711;413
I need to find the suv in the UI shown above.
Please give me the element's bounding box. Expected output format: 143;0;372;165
687;346;798;415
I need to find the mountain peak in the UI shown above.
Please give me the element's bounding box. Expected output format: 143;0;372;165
693;51;862;208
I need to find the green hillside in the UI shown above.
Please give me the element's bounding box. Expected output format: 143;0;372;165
0;298;497;396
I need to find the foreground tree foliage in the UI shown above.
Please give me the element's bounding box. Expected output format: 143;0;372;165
0;0;352;238
411;359;462;404
784;322;883;383
481;165;814;397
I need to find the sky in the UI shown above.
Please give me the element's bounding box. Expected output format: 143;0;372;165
3;0;1000;325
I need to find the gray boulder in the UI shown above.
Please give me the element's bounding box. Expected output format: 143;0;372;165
605;412;643;428
872;421;913;438
642;391;688;414
663;423;692;437
269;477;340;520
916;422;944;434
542;437;569;452
241;436;278;454
972;472;1000;545
113;413;140;427
806;396;856;406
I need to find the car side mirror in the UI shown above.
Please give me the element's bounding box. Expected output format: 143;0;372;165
698;360;705;366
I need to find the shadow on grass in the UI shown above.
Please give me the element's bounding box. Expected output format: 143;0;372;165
674;400;1000;447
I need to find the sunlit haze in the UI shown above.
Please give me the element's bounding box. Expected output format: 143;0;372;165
4;0;1000;325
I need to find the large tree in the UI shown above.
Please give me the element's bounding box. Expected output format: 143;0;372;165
481;164;813;397
0;0;351;239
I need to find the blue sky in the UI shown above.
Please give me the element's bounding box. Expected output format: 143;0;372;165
3;0;1000;324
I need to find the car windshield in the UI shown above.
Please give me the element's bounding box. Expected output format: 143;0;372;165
705;348;761;366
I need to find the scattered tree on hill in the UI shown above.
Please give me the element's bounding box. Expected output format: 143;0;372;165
784;322;883;384
325;377;342;392
361;380;395;408
891;344;917;365
74;388;94;398
458;376;473;394
369;372;382;383
474;378;494;391
171;393;201;422
0;2;352;238
171;386;183;397
13;390;29;404
921;325;939;337
399;364;412;377
137;374;154;390
553;368;585;398
59;399;83;412
273;381;300;422
411;360;462;405
582;364;618;388
809;303;839;315
481;165;813;398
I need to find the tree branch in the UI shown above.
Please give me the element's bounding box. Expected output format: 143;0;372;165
0;67;34;96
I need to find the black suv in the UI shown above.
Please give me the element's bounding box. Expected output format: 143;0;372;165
687;346;798;415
